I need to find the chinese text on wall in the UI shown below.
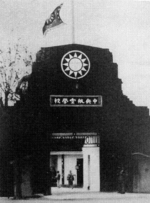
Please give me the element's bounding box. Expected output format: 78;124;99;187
50;95;102;107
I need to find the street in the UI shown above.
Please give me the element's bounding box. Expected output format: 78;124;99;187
1;188;150;203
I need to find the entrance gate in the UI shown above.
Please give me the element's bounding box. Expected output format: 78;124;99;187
51;132;100;191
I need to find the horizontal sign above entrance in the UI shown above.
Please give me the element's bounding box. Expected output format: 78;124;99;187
50;95;102;107
51;132;100;146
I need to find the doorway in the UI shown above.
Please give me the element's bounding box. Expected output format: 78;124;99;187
77;159;83;186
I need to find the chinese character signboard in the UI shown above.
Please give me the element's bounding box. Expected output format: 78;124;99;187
50;95;102;107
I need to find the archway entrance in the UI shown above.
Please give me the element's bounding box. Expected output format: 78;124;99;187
50;132;100;191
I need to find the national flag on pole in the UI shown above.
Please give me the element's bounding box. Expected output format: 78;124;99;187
43;3;64;35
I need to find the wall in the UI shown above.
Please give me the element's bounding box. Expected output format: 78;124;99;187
82;145;100;191
133;155;150;193
18;44;150;194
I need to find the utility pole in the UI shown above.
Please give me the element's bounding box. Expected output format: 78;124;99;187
72;0;75;44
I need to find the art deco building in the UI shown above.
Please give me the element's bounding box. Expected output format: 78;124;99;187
16;43;149;193
1;44;149;197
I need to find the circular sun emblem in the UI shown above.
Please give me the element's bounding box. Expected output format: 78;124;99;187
61;50;90;79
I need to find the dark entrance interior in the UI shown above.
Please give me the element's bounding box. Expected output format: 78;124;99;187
100;142;121;192
76;159;83;186
100;140;132;192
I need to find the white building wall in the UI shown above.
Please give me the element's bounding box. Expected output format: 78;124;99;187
82;145;100;191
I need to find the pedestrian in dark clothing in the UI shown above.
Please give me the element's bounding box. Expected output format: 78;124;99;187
118;167;126;194
56;171;61;188
67;171;74;188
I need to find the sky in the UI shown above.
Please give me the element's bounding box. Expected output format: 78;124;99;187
1;0;150;110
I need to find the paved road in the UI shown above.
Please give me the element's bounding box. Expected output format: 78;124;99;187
1;195;150;203
1;188;150;203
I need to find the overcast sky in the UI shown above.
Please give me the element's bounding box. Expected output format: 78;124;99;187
1;0;150;110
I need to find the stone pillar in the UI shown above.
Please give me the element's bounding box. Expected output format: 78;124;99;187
82;144;100;191
57;155;62;185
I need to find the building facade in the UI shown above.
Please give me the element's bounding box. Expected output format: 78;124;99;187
22;44;147;192
8;44;150;195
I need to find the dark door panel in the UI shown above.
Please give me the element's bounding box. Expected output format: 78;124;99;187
77;159;83;186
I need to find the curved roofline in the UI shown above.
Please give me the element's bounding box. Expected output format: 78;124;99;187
41;43;110;51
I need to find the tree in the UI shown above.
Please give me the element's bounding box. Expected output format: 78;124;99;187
0;40;33;106
0;40;33;199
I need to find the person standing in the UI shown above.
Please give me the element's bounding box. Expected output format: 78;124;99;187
56;171;61;188
118;167;127;194
67;171;74;189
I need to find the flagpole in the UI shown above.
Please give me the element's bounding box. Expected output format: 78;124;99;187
72;0;75;44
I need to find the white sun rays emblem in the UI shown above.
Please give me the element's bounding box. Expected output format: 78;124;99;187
61;50;90;79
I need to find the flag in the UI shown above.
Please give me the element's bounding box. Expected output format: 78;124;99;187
43;3;64;35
